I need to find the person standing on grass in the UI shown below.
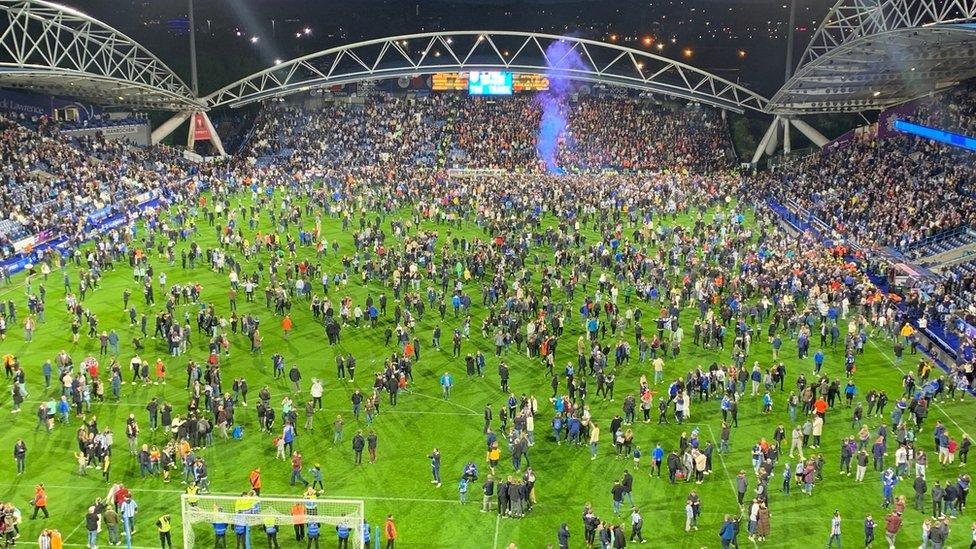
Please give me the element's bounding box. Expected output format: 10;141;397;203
13;439;26;474
305;520;320;549
719;514;736;549
429;448;442;487
755;502;770;542
685;491;700;532
335;521;350;549
352;431;365;465
650;444;664;477
310;379;324;411
367;431;377;464
249;468;261;496
85;505;99;549
630;507;646;543
281;315;293;340
459;476;469;504
827;510;842;548
589;422;601;460
333;415;344;445
610;480;624;516
621;470;635;507
31;484;49;519
482;475;494;513
915;474;928;512
289;363;302;393
440;371;453;400
883;511;902;548
557;522;570;548
156;514;173;549
290;452;309;487
863;514;875;548
308;463;325;494
384;515;397;549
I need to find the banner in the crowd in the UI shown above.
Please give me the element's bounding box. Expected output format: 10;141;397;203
822;128;856;154
877;99;919;139
0;88;100;120
62;123;150;146
192;113;212;141
12;235;36;254
446;168;508;178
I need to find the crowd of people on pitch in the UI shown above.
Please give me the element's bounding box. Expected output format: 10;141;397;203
3;83;976;548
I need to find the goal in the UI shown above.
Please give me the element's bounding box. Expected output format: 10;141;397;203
180;493;365;549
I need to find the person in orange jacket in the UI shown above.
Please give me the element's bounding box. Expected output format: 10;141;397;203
282;315;294;340
384;514;397;548
31;484;49;519
154;359;166;385
249;468;262;496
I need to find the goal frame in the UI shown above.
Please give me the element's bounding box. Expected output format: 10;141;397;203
180;493;365;549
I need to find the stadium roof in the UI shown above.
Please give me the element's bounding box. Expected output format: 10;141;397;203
0;0;203;111
204;31;770;113
768;0;976;114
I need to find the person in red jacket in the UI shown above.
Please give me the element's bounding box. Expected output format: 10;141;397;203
384;514;397;549
883;511;902;547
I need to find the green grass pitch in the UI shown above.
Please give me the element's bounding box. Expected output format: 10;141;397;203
1;193;974;548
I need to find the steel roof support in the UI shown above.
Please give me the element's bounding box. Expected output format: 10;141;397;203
203;31;769;114
0;0;201;110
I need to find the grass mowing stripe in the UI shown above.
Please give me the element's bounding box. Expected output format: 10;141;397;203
706;423;739;505
61;519;86;545
492;514;501;549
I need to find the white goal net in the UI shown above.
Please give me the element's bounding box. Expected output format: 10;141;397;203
180;494;365;548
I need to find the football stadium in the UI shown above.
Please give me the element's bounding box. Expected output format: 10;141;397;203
0;0;975;547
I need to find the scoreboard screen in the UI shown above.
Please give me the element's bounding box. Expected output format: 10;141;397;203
431;72;548;93
468;71;513;95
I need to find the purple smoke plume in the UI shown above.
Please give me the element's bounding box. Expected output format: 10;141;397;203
536;39;587;174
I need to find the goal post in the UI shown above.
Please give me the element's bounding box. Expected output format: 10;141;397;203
181;493;365;549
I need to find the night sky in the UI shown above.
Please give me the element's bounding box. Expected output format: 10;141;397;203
60;0;837;97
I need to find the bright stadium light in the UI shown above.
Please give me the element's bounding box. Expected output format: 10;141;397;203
250;36;258;43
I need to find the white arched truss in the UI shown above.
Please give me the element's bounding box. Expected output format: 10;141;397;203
770;0;976;114
0;0;202;110
204;31;769;114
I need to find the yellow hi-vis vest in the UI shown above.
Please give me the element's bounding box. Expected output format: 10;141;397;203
186;485;199;505
157;516;172;533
